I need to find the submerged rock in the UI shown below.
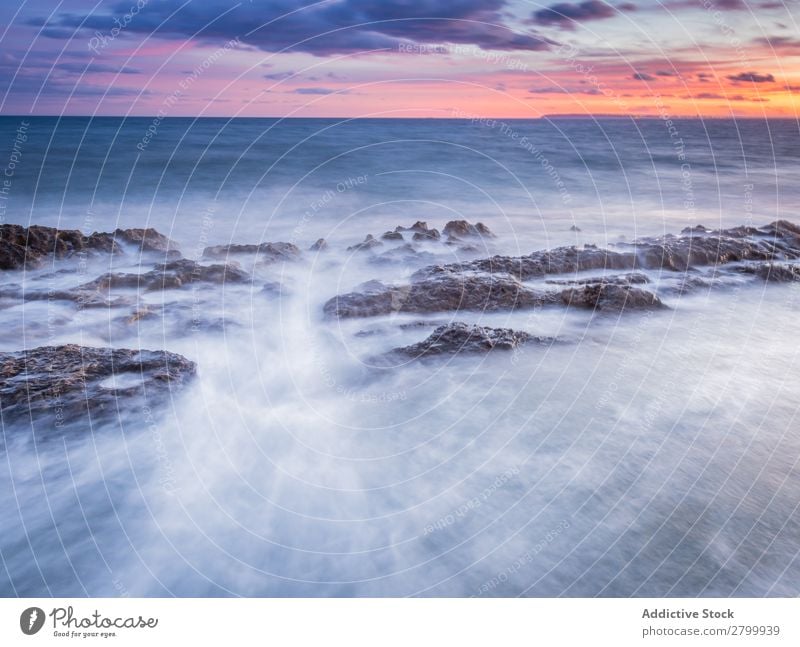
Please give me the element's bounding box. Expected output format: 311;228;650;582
324;272;550;318
560;283;665;311
376;322;551;364
202;241;300;262
395;221;430;234
413;229;441;242
347;234;383;252
381;231;404;241
0;344;196;427
735;262;800;282
114;228;180;256
310;238;328;252
442;220;495;239
76;259;250;293
545;272;650;286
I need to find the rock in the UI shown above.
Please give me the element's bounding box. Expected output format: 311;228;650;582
413;222;800;281
442;220;495;239
310;238;328;252
323;272;551;318
114;228;180;256
261;281;285;297
736;262;800;282
347;234;383;252
202;241;300;262
381;231;404;241
545;272;650;286
0;224;122;270
569;225;582;232
0;344;196;427
413;229;441;242
560;283;665;311
376;323;552;363
76;259;250;293
395;221;429;234
369;244;439;266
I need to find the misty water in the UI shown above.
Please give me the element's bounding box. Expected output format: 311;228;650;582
1;116;799;596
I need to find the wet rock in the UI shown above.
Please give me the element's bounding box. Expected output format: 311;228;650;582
76;259;250;293
370;243;438;266
545;272;650;286
310;238;328;252
414;221;800;281
347;234;383;252
0;224;122;270
324;272;550;318
381;231;404;241
202;241;300;262
0;344;196;427
261;281;286;297
376;323;551;363
569;225;582;232
560;283;665;311
395;221;430;234
114;228;180;256
413;229;441;242
736;262;800;282
442;220;495;239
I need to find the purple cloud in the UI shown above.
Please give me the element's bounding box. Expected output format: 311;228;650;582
632;71;655;81
40;0;554;54
533;1;619;28
727;71;776;83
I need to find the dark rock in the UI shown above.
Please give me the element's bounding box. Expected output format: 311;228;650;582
324;272;551;318
261;281;285;297
202;241;300;262
76;259;250;293
561;283;665;311
395;221;429;234
310;238;328;252
442;220;495;239
376;323;551;363
370;244;438;266
347;234;383;252
0;224;122;270
114;228;180;256
0;344;196;427
569;225;582;232
413;229;441;242
545;272;650;286
381;231;404;241
736;262;800;282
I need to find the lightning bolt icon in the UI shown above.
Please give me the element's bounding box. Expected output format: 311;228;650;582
28;610;37;630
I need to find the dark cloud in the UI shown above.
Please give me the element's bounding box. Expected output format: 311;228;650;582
692;92;769;102
727;71;776;83
264;71;295;80
715;0;747;9
532;1;618;29
655;70;676;76
632;71;655;80
754;35;800;50
56;61;141;75
41;0;553;55
293;87;340;94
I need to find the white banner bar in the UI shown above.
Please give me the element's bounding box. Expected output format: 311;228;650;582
1;598;797;646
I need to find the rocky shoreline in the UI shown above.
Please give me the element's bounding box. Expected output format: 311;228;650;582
2;219;799;428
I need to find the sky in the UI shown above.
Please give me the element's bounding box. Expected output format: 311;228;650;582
0;0;798;118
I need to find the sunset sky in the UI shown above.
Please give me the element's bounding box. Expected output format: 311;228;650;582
0;0;798;118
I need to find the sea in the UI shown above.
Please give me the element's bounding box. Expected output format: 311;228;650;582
0;115;799;596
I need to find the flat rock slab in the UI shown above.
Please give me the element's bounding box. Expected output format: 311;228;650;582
0;345;196;428
374;323;554;365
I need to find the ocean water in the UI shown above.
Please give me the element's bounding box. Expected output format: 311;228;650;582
0;116;799;596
